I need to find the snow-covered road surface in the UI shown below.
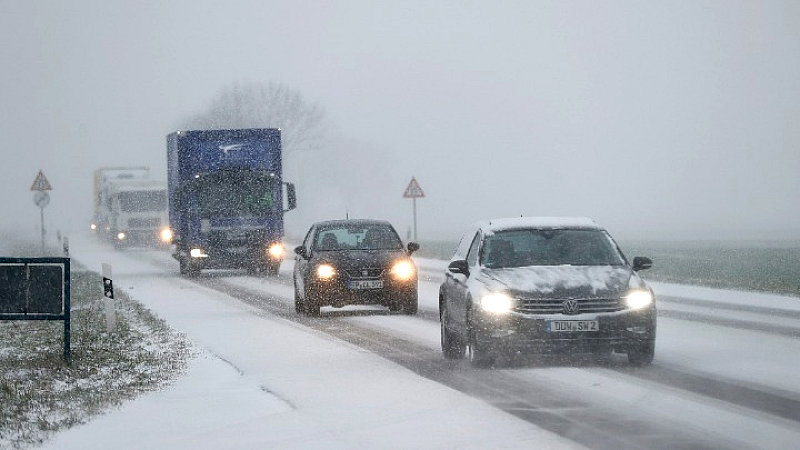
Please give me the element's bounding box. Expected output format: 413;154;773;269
44;233;800;449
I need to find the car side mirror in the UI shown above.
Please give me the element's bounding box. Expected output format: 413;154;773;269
407;242;420;255
632;256;652;271
294;246;308;259
448;259;469;276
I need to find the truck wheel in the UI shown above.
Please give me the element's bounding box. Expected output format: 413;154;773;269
627;340;655;366
403;298;418;315
265;262;280;277
179;259;199;277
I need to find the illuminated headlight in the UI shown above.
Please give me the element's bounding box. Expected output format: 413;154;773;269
117;232;126;240
160;228;173;242
480;293;513;313
90;223;97;231
268;243;284;259
316;264;335;280
189;248;208;258
390;261;415;280
625;290;653;309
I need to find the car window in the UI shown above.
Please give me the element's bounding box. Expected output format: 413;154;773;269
482;229;625;268
465;232;481;267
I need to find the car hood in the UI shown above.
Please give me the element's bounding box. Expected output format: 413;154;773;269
316;249;410;270
479;265;635;299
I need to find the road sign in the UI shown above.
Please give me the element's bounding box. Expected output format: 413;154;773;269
30;170;53;191
403;177;425;198
33;191;50;208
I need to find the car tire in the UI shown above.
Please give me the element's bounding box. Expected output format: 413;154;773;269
303;289;321;317
403;297;418;315
440;307;466;359
627;340;655;366
468;329;495;368
294;285;304;314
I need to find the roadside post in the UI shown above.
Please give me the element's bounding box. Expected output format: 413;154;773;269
30;170;53;254
403;177;425;242
102;263;116;332
0;257;71;363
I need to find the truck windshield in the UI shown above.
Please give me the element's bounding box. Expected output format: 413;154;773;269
193;171;276;218
118;191;166;212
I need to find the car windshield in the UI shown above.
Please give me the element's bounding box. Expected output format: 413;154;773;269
315;225;402;251
481;229;626;268
117;190;166;212
191;171;276;219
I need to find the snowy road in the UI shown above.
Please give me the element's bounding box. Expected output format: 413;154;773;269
50;234;800;449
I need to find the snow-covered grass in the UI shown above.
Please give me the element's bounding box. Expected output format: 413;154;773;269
0;270;192;449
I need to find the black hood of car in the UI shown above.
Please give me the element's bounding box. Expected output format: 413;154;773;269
315;249;410;271
479;265;636;299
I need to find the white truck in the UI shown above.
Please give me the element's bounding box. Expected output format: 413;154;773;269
92;167;170;248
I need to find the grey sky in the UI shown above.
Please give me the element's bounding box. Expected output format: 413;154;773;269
2;0;799;242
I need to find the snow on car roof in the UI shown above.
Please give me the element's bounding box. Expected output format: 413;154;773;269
478;217;602;233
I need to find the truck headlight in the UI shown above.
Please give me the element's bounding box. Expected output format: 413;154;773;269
160;228;173;242
625;290;653;309
117;232;126;241
268;243;284;259
189;248;208;258
90;223;97;231
316;264;335;280
390;260;415;280
480;293;513;313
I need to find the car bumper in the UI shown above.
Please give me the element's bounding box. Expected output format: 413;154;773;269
471;307;656;353
307;279;417;308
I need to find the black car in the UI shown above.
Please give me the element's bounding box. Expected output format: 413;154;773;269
293;219;420;316
439;217;656;367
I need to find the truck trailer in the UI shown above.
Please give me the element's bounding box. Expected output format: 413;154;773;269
166;128;296;276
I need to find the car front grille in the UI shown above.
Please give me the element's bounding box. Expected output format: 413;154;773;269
515;297;623;314
128;217;160;228
345;268;385;279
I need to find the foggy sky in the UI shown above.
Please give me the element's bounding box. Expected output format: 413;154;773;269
2;0;799;243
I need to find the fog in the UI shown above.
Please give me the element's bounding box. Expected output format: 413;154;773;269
2;0;799;243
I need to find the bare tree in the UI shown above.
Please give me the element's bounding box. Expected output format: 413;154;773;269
182;82;327;156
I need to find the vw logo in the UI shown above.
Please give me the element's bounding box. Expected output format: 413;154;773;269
362;269;369;277
562;299;580;315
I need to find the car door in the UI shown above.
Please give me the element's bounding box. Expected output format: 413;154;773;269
448;231;482;332
294;226;316;296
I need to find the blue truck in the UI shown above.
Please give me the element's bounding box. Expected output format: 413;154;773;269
166;128;296;276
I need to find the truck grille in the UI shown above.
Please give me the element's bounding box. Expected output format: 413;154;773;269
515;297;623;314
128;217;160;228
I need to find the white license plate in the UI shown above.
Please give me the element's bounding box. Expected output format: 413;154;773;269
349;280;383;289
547;320;599;332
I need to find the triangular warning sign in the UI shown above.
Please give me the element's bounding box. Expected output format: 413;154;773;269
30;170;53;191
403;177;425;198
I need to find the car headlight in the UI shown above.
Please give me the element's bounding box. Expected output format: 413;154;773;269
90;223;97;231
316;264;336;280
189;248;208;258
268;243;284;259
480;293;513;313
625;290;653;309
390;260;415;280
117;232;126;240
160;228;173;242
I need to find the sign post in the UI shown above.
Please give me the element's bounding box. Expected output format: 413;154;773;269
30;170;53;254
403;177;425;242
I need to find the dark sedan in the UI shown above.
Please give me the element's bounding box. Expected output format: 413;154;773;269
439;217;656;367
293;219;420;316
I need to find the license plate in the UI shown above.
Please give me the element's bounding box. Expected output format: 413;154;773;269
349;280;383;289
547;320;599;332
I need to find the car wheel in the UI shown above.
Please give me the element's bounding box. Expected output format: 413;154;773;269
627;340;655;366
294;284;304;314
403;297;418;315
440;306;465;359
303;288;321;317
468;329;495;368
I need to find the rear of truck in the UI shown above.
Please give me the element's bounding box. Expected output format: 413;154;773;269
167;129;296;276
